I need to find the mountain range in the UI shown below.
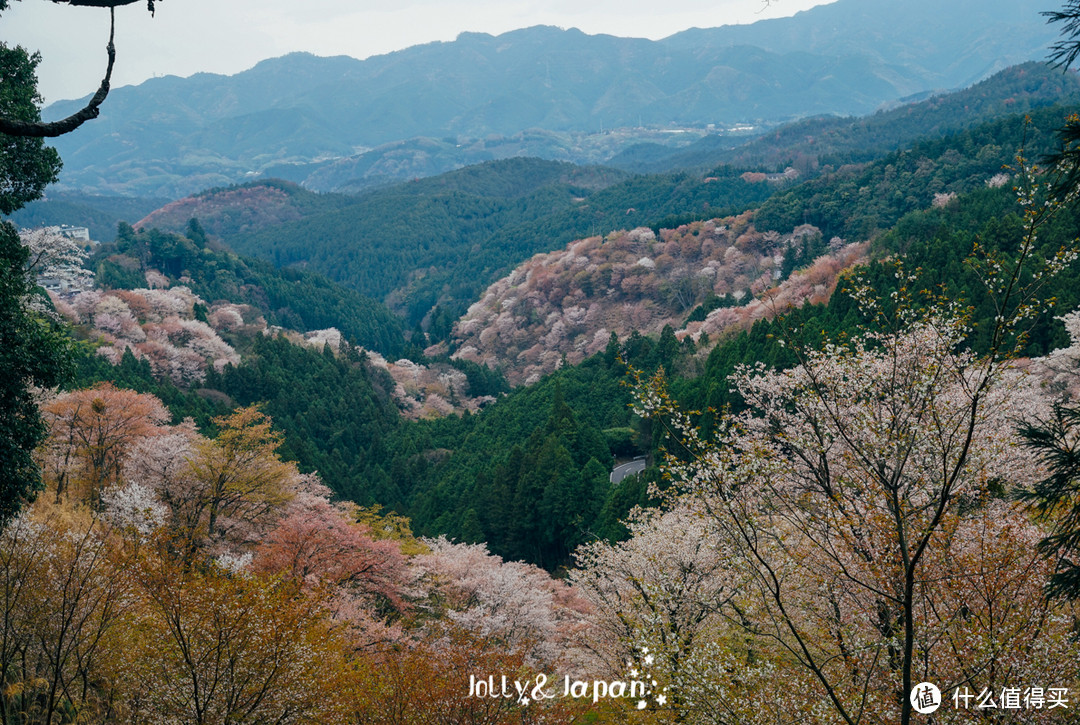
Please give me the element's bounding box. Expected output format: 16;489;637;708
16;58;1079;340
41;0;1062;198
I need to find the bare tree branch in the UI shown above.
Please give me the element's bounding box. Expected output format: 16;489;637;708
0;9;118;138
51;0;152;9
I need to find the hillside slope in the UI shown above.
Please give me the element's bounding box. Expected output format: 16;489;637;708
450;217;865;384
132;180;353;238
223;160;776;328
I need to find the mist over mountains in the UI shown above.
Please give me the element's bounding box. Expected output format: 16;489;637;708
42;0;1060;198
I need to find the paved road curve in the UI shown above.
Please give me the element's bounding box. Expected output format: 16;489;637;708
610;458;647;484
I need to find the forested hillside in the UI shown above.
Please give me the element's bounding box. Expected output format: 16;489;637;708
450;217;861;384
754;104;1072;239
90;221;408;355
132;179;355;238
6;191;168;241
23;64;1075;573
38;77;1079;571
9;3;1080;714
114;66;1073;353
62;101;1080;581
225;160;776;331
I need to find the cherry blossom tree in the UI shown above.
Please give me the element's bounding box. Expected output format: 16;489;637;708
253;486;400;590
572;504;746;720
417;536;592;670
252;484;413;648
41;383;170;505
348;625;600;725
18;226;92;290
101;480;168;540
57;287;240;385
1018;310;1080;600
622;308;1079;723
0;511;131;724
126;556;343;725
188;406;295;545
0;222;74;522
1029;307;1080;399
614;159;1080;724
123;407;296;561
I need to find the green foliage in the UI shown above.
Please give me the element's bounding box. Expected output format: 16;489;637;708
671;62;1080;177
0;44;61;215
70;344;228;430
68;334;402;505
66;146;1080;573
676;181;1080;425
779;229;827;279
141;179;357;240
6;192;168;242
754;106;1073;240
684;292;738;324
445;357;509;397
0;222;72;521
649;210;722;235
1020;404;1080;600
50;80;1080;580
406;373;615;572
874;185;1080;356
0;40;70;522
214;335;402;505
395;336;676;571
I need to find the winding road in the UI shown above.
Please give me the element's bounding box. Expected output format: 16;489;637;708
610;457;647;484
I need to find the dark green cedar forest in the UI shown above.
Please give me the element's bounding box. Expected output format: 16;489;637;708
91;220;408;355
753;106;1072;239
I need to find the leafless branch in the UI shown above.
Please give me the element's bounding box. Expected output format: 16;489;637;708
0;7;122;138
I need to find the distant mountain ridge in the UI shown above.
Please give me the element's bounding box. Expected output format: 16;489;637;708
132;180;353;239
608;62;1080;173
665;0;1053;84
42;0;1060;197
102;60;1078;338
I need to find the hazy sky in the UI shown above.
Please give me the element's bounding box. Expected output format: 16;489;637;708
2;0;835;105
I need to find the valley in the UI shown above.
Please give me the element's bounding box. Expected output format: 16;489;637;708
4;0;1080;721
